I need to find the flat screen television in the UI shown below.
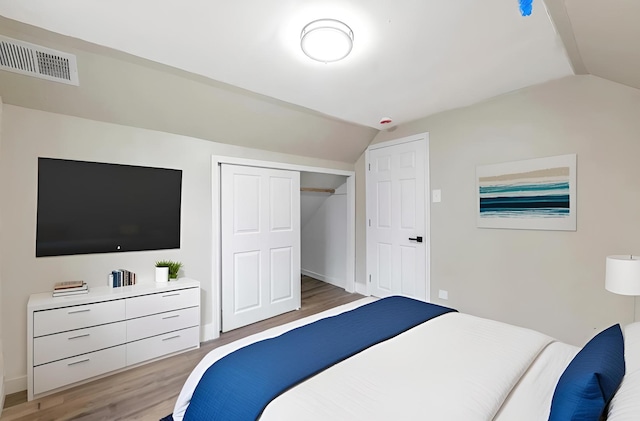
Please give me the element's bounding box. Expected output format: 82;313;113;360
36;158;182;257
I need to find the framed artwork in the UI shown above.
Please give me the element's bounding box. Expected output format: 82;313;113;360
476;154;577;231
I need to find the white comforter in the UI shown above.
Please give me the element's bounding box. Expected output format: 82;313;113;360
173;298;574;420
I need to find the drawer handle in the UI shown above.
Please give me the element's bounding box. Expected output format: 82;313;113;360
68;334;90;340
68;358;90;366
68;308;91;314
162;335;181;341
162;314;180;320
162;293;180;298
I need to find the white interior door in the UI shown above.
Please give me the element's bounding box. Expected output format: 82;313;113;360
366;135;428;300
221;164;301;332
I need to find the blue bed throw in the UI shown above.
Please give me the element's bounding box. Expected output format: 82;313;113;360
183;296;456;420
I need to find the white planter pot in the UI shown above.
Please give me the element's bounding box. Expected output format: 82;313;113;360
155;267;169;283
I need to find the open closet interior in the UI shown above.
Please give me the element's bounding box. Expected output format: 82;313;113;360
300;172;348;290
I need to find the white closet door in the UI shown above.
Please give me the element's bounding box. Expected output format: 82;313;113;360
221;164;301;332
367;137;427;300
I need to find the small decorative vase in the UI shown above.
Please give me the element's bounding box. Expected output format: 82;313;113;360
155;267;169;283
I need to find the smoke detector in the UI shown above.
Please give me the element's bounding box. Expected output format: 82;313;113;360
0;35;79;86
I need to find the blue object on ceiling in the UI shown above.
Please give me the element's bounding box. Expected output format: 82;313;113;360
520;0;533;16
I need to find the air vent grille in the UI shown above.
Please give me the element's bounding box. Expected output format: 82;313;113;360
0;35;79;86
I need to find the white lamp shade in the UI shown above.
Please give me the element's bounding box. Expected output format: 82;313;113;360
605;255;640;295
301;19;353;63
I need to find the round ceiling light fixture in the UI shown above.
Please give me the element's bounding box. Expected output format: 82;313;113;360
301;19;354;63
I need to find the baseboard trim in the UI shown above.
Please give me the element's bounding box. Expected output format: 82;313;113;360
301;269;344;289
5;375;26;394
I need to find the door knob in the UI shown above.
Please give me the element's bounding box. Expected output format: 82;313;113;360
408;236;423;243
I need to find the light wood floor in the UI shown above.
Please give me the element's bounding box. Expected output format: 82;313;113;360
2;276;363;421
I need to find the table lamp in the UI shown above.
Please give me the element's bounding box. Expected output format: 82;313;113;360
606;255;640;321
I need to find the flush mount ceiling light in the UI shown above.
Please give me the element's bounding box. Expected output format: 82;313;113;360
300;19;354;63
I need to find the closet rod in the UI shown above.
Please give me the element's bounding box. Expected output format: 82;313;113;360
300;187;335;194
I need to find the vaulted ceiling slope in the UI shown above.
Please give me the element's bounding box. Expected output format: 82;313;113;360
0;1;637;164
0;17;377;164
546;0;640;91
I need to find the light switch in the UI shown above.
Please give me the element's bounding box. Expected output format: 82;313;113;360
432;189;442;203
438;289;448;300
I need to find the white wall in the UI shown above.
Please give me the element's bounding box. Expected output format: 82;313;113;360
301;182;348;287
0;96;5;414
361;75;640;346
0;104;352;393
354;154;367;295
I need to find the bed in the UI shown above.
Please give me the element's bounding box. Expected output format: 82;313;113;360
166;296;639;421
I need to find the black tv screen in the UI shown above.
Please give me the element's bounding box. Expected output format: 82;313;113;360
36;158;182;257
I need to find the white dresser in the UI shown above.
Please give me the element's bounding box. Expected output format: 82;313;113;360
27;279;200;400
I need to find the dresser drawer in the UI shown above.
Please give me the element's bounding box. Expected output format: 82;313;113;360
125;287;199;319
126;307;199;342
33;300;126;337
126;326;199;366
33;345;126;395
34;321;126;366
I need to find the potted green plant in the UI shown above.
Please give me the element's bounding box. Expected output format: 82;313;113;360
168;261;183;280
155;260;170;283
156;260;183;281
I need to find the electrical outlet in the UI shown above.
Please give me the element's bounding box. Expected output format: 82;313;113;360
438;289;448;300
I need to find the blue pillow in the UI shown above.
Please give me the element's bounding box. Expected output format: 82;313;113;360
548;324;625;421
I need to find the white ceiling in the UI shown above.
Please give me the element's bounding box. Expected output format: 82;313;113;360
0;0;573;130
1;1;639;164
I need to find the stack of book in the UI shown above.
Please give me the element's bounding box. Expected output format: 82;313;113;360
110;269;136;288
53;281;88;297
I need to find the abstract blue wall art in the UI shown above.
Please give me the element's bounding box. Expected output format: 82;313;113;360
477;154;577;231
